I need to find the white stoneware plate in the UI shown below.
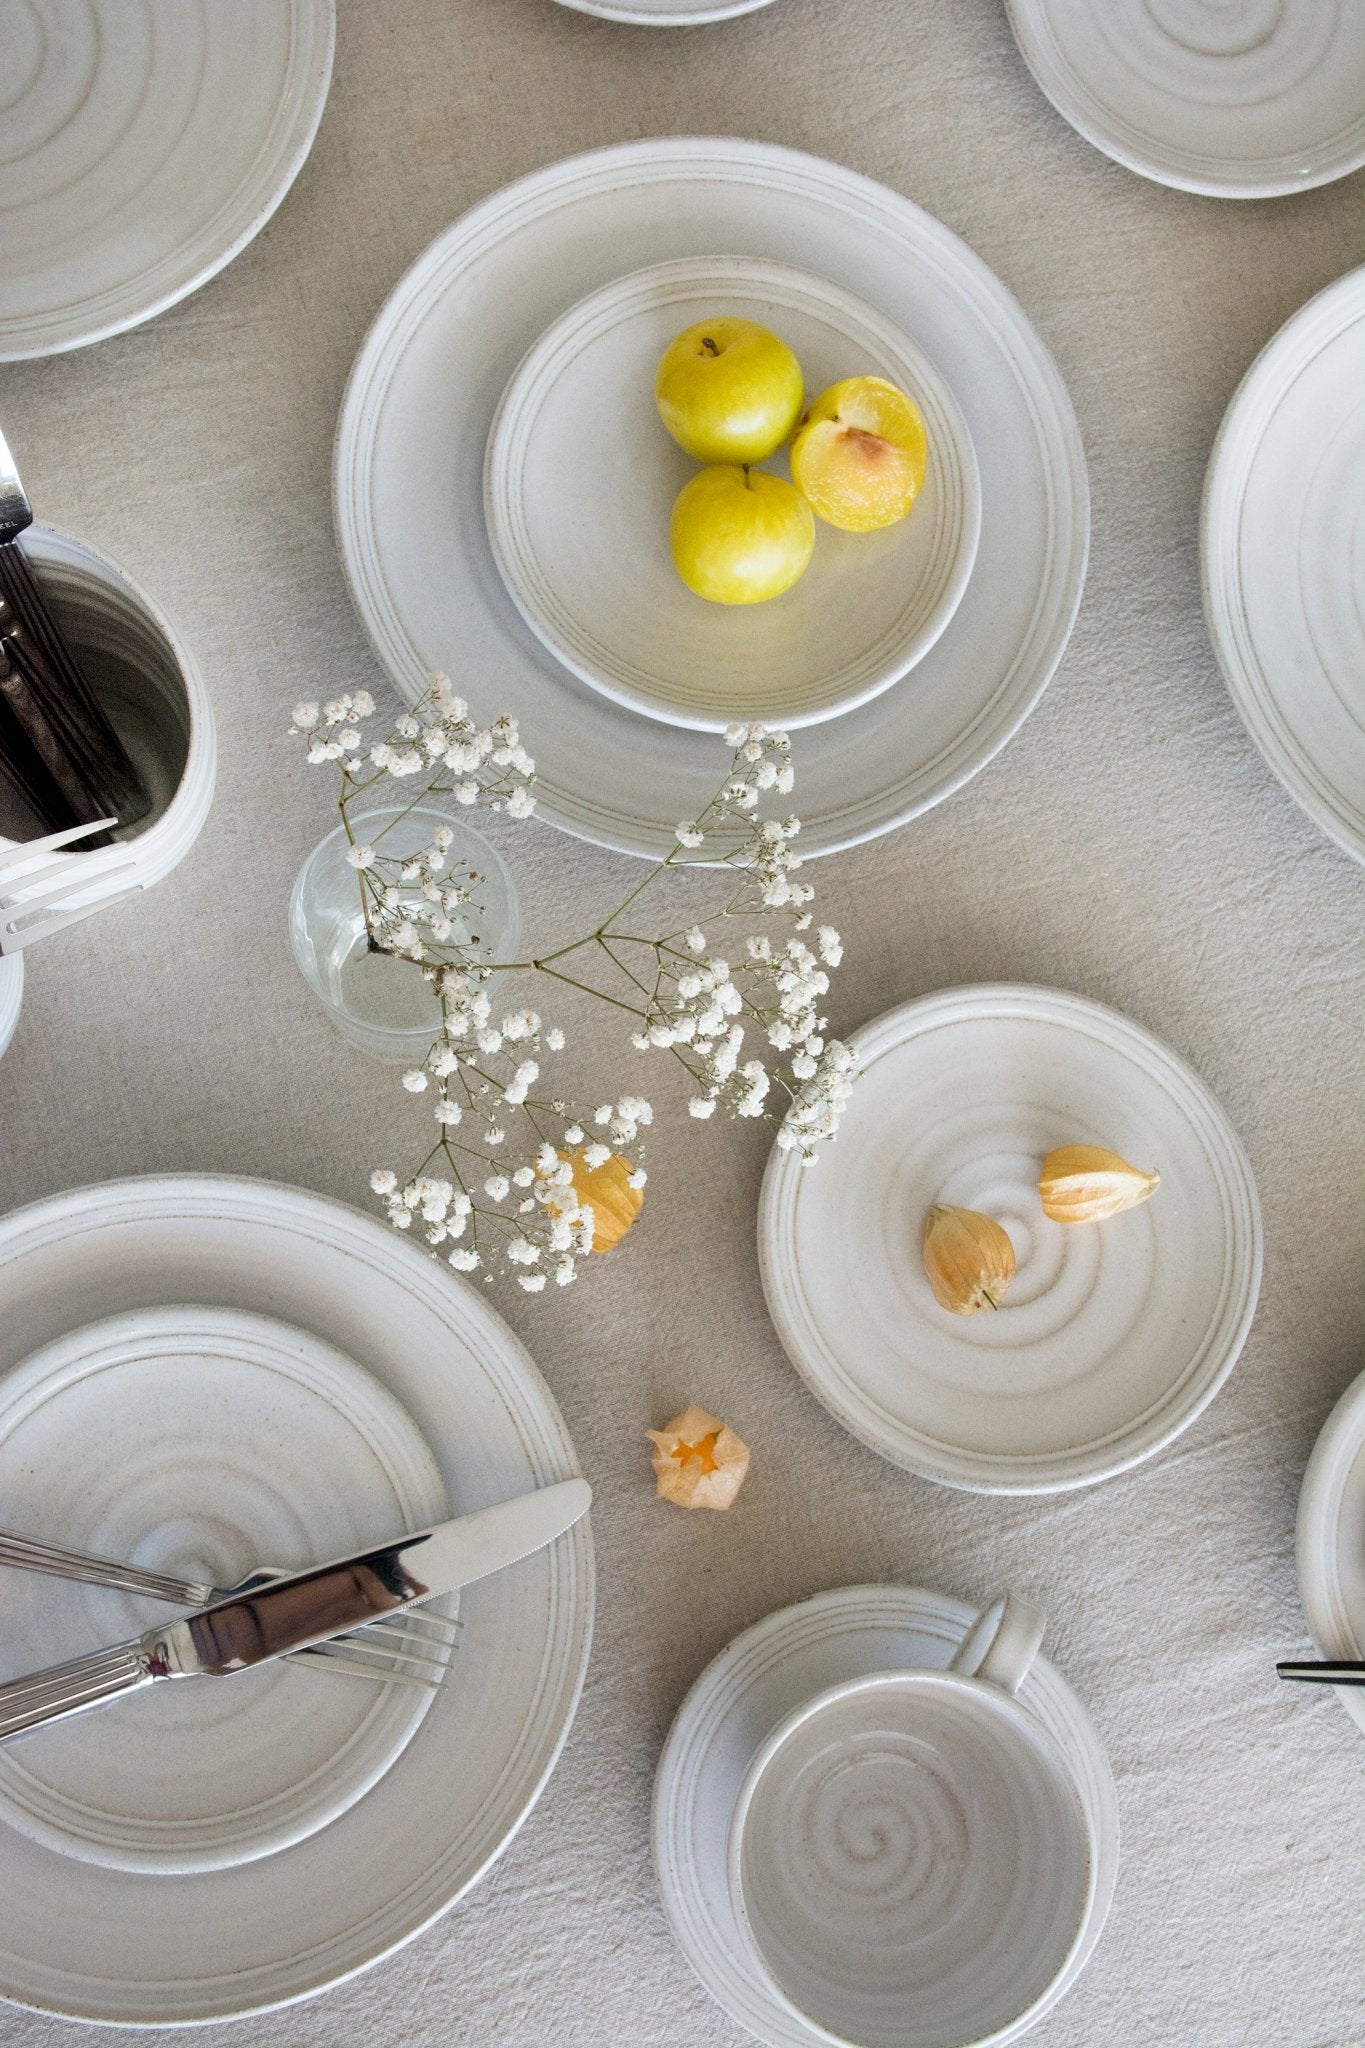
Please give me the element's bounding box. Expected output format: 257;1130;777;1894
553;0;774;22
0;1177;593;2025
335;137;1088;860
1005;0;1365;198
0;0;334;360
759;985;1262;1493
653;1584;1118;2048
1295;1369;1365;1740
0;956;21;1059
485;258;980;732
0;1306;449;1877
1202;266;1365;866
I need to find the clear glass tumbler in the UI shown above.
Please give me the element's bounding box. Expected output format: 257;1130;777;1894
288;804;521;1062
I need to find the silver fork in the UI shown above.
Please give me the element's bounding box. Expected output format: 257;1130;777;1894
0;819;140;954
0;1529;460;1691
0;427;30;547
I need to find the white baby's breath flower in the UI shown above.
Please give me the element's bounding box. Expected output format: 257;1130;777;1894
564;1124;584;1146
689;1097;717;1118
401;1069;428;1093
434;1099;462;1125
507;787;536;820
518;1272;548;1291
582;1141;612;1170
292;701;320;730
675;823;704;848
546;1027;565;1051
370;1168;398;1195
448;1247;480;1271
484;1175;510;1201
346;842;374;870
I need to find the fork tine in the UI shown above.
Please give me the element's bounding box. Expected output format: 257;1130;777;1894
364;1607;462;1646
0;819;118;881
3;858;138;917
294;1646;441;1689
305;1634;452;1679
1;883;140;954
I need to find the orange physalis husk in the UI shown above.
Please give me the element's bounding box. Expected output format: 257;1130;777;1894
647;1404;750;1511
554;1150;643;1254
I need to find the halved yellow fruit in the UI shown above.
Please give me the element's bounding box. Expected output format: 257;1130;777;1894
790;376;928;533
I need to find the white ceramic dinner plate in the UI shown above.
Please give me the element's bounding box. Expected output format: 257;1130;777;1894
0;955;21;1059
653;1583;1119;2048
1006;0;1365;198
0;0;335;360
1296;1369;1365;1740
554;0;774;22
335;137;1088;860
485;258;980;733
1202;266;1365;866
0;1177;593;2025
0;1307;449;1878
759;985;1262;1493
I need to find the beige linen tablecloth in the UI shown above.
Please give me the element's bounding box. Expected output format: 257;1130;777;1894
1;2;1363;2041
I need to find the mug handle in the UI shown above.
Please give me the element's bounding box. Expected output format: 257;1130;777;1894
948;1593;1045;1695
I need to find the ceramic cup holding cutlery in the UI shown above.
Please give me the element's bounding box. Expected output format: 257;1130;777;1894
726;1595;1096;2048
0;528;215;899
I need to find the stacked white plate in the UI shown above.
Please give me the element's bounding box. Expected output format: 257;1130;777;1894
1296;1370;1365;1740
0;957;21;1061
0;1177;593;2024
1203;266;1365;866
336;137;1088;860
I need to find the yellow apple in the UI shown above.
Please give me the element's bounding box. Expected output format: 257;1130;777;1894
790;376;928;532
655;318;804;465
669;466;815;605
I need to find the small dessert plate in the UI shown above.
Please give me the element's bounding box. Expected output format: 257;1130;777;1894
1006;0;1365;198
485;259;980;733
1203;266;1365;866
1296;1368;1365;1740
759;984;1262;1493
653;1583;1119;2048
0;1306;450;1875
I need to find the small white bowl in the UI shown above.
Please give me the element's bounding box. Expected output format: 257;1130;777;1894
727;1642;1095;2048
0;527;216;900
485;257;981;733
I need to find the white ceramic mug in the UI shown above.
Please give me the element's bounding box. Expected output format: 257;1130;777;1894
727;1594;1097;2048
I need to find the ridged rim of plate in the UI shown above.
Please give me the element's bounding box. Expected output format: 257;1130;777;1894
652;1583;1119;2048
1296;1368;1365;1738
484;256;980;732
0;1175;593;2025
0;0;335;360
0;956;22;1060
758;984;1263;1493
1005;0;1365;197
333;135;1088;861
1201;265;1365;865
553;0;774;21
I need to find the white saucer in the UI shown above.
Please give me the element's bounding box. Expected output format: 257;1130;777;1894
0;0;334;359
1006;0;1365;198
336;137;1087;860
0;1306;448;1876
485;258;979;733
1296;1369;1365;1739
0;1177;593;2025
653;1583;1119;2048
554;0;774;21
759;985;1262;1493
1202;265;1365;866
0;955;21;1060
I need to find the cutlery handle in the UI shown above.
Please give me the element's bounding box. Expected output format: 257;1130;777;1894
0;1530;211;1606
0;1640;157;1744
1278;1661;1365;1686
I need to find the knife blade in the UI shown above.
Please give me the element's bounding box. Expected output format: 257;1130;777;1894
0;1476;591;1744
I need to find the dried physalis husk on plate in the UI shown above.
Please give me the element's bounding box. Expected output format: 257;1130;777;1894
922;1204;1016;1315
648;1404;750;1510
1038;1145;1159;1223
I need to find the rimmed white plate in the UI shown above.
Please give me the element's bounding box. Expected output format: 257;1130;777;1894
653;1583;1119;2048
0;1177;593;2025
0;0;335;360
335;137;1087;860
1202;266;1365;866
553;0;774;22
1005;0;1365;198
0;955;21;1059
485;258;980;733
0;1306;449;1877
1296;1368;1365;1739
759;985;1262;1493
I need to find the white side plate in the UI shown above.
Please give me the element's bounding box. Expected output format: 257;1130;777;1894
1296;1369;1365;1740
1202;265;1365;866
653;1583;1119;2048
485;257;979;732
0;1177;593;2025
1006;0;1365;198
759;985;1262;1493
335;137;1088;859
0;0;334;359
553;0;774;22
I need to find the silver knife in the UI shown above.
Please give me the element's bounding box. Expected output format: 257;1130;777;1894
0;1477;591;1744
